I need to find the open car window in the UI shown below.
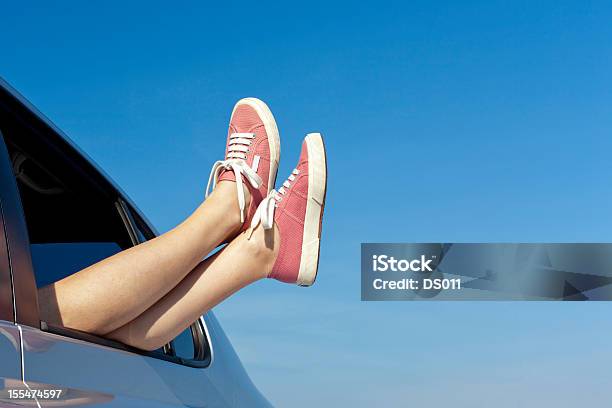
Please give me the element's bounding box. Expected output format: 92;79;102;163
6;144;133;288
1;106;210;367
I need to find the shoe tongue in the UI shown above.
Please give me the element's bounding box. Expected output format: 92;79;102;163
218;169;237;183
218;167;259;190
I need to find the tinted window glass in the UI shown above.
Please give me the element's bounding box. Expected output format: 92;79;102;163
5;139;132;288
132;224;146;243
31;243;122;288
124;204;151;243
172;326;195;360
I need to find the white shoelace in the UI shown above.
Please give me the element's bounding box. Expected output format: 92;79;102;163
205;133;262;223
248;169;300;238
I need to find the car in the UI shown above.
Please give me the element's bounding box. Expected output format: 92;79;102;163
0;76;271;407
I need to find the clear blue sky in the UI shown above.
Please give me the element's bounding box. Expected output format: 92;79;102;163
2;1;612;406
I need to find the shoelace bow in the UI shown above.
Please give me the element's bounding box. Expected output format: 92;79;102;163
205;133;262;223
248;168;300;238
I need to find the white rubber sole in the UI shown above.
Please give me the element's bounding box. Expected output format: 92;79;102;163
232;97;281;192
296;133;327;286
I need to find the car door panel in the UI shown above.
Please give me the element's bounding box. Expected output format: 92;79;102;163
199;314;272;408
21;325;228;407
0;322;22;406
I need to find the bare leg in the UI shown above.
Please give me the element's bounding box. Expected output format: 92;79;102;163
106;224;279;351
38;181;250;335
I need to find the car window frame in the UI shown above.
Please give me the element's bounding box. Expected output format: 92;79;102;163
0;134;15;323
0;85;210;368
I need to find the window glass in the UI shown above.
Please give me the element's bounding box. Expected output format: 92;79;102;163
5;141;133;289
124;204;151;243
30;243;122;288
172;326;195;360
132;224;147;243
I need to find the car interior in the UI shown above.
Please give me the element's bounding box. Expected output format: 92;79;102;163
3;118;133;288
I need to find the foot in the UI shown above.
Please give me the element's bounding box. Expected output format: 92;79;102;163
206;97;280;231
250;133;327;286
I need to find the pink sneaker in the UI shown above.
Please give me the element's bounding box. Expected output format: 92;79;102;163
250;133;327;286
205;97;280;230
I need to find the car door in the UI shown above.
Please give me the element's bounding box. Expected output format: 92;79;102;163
0;106;228;407
0;190;25;407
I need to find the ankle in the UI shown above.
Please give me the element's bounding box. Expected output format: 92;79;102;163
216;179;252;208
242;224;279;279
185;186;247;241
212;180;252;229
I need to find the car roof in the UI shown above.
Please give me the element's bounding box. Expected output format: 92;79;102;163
0;76;159;235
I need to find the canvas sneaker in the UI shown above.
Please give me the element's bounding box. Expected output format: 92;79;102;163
249;133;327;286
205;98;280;230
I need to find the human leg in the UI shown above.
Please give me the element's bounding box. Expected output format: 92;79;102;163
39;98;280;335
108;133;327;350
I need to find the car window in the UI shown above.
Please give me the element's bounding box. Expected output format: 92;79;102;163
172;326;196;360
122;203;152;243
4;128;207;365
5;146;133;288
31;242;124;287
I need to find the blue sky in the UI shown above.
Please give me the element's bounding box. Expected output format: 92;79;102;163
2;1;612;406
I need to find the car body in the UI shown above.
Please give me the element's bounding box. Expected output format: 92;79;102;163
0;77;271;407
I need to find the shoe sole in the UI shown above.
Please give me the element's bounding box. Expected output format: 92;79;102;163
297;132;327;286
232;97;281;192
